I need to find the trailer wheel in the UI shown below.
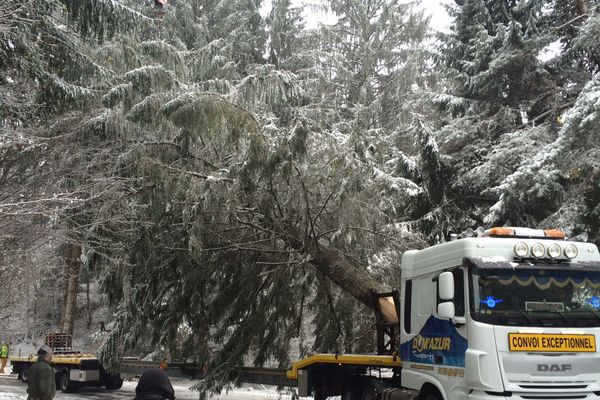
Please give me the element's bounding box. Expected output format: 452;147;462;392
360;379;386;400
313;383;327;400
343;384;360;400
361;387;378;400
105;374;124;390
18;366;30;383
60;370;79;393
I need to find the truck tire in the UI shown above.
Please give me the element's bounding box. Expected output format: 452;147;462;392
343;384;360;400
60;370;79;393
360;379;386;400
18;366;30;383
361;387;378;400
105;374;124;390
423;390;442;400
313;383;327;400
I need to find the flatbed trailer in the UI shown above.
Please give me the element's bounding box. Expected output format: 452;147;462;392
285;354;407;400
10;353;123;393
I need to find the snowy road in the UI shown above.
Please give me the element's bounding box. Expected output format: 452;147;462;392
0;375;296;400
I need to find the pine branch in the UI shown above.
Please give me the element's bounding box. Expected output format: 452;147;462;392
132;140;220;169
554;14;589;31
293;164;319;252
517;100;576;130
143;158;232;182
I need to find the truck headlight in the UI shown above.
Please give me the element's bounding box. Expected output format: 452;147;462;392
564;244;578;259
547;243;562;259
531;243;545;258
514;242;529;257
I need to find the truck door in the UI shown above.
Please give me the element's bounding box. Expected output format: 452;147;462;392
432;268;468;400
400;268;468;400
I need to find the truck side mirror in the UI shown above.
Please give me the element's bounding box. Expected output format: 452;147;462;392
438;302;455;319
438;271;454;301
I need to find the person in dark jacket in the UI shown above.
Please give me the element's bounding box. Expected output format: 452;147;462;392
134;368;175;400
27;345;56;400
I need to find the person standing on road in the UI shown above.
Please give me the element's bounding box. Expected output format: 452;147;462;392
27;345;56;400
0;341;9;373
134;368;176;400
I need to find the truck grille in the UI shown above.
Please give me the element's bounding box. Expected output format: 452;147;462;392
518;384;589;390
520;396;587;400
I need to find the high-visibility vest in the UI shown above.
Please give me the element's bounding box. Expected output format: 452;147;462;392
0;345;8;358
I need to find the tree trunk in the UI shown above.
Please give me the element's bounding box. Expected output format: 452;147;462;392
31;284;37;342
60;242;82;335
307;242;389;308
286;226;392;311
86;277;92;329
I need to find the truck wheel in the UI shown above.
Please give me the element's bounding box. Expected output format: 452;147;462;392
423;391;442;400
113;378;123;389
60;371;79;393
313;384;327;400
105;375;124;390
360;380;385;400
18;367;30;383
361;387;378;400
343;384;359;400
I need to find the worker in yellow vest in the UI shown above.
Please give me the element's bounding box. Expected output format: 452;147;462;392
0;342;9;373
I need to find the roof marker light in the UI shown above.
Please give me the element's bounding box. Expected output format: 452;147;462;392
544;229;566;239
489;227;515;236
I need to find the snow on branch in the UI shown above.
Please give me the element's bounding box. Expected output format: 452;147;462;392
123;65;176;93
371;167;422;197
237;65;305;106
64;0;151;42
483;74;600;225
43;74;99;105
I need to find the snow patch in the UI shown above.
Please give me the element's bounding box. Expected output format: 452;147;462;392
479;256;509;263
538;41;562;63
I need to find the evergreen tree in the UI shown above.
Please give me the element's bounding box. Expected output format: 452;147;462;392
81;0;433;393
267;0;305;68
431;0;600;240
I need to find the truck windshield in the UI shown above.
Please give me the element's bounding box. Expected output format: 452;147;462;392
470;266;600;327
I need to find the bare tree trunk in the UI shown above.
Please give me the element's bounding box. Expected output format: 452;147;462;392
60;242;82;335
59;270;67;329
32;285;37;341
86;277;92;329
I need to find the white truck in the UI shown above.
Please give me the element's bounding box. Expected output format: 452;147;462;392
284;227;600;400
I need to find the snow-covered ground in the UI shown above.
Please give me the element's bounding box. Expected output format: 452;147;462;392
0;367;296;400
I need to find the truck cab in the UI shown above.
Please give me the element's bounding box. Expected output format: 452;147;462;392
400;227;600;400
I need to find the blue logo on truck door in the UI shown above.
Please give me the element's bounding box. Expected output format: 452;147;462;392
400;316;467;367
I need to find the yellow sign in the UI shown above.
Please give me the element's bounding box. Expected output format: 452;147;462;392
509;333;596;352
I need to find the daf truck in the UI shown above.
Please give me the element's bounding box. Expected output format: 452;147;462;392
284;227;600;400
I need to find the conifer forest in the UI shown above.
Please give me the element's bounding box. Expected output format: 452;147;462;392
1;0;600;395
